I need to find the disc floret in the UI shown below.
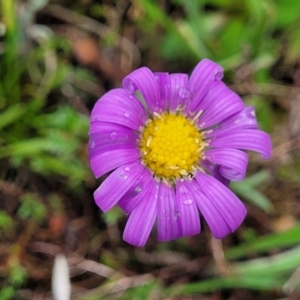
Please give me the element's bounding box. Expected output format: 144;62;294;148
139;112;203;180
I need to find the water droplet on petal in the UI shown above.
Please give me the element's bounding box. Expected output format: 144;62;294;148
118;173;128;179
124;166;130;172
110;131;117;140
183;199;193;205
135;186;142;193
179;88;191;99
90;141;95;148
124;112;130;118
178;186;185;194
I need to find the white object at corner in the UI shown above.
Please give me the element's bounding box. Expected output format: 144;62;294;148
52;253;71;300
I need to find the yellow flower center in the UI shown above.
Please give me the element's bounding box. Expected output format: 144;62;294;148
139;113;204;180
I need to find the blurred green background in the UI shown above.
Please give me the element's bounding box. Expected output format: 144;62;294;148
0;0;300;299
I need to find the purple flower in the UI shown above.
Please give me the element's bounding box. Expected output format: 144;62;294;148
89;59;272;247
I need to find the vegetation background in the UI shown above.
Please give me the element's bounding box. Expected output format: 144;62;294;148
1;0;300;299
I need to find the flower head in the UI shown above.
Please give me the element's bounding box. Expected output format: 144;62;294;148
89;59;271;246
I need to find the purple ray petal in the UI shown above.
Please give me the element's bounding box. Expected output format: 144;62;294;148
94;161;144;212
186;181;232;238
204;148;249;181
91;88;148;130
200;160;230;186
89;121;121;135
209;129;272;159
219;106;258;130
153;72;169;112
176;180;201;237
167;73;189;111
89;123;138;158
90;148;140;179
198;81;245;129
189;180;232;238
204;106;259;139
118;169;153;214
123;67;160;113
157;182;182;241
186;59;224;113
123;179;159;246
89;121;140;135
195;172;247;238
154;72;190;112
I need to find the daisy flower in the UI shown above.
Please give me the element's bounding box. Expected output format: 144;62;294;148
89;59;271;247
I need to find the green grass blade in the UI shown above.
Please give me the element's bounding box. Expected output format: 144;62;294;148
0;103;26;130
166;275;284;296
226;223;300;259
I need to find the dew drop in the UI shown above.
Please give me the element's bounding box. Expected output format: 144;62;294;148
183;199;193;205
124;112;130;118
118;173;128;180
90;141;95;148
135;186;142;193
110;131;117;140
124;166;130;172
179;88;191;99
178;186;185;194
